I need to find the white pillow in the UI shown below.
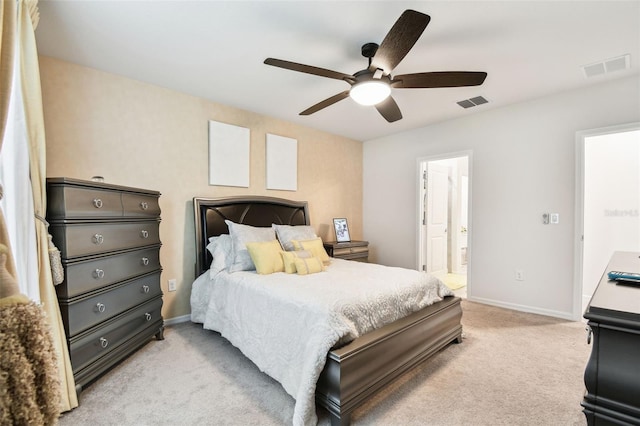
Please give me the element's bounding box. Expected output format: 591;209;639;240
272;224;317;251
207;234;232;277
225;220;276;272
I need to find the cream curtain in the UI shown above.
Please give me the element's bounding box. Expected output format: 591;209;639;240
17;0;78;411
0;0;18;294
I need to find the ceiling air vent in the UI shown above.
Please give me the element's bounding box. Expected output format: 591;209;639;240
582;54;630;78
457;96;488;109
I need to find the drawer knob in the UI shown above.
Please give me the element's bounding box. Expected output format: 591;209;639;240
140;202;149;210
92;234;104;245
93;269;105;279
140;230;149;239
142;285;150;293
141;257;149;266
99;337;109;348
145;312;152;321
93;198;103;209
96;302;106;313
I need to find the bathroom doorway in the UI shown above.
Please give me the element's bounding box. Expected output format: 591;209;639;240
418;153;471;297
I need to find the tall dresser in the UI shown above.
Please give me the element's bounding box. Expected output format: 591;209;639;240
46;177;164;394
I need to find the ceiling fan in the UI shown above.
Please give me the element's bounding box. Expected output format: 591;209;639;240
264;9;487;123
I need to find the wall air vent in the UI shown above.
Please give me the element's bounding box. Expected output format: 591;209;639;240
582;54;630;78
457;96;488;109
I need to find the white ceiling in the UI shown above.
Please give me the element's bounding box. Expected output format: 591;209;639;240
35;1;640;142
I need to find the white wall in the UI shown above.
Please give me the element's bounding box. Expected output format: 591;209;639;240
363;75;640;319
582;129;640;304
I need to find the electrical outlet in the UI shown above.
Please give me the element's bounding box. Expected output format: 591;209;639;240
168;279;177;292
550;213;560;224
515;269;524;281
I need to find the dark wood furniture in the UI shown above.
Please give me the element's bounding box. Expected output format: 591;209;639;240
47;177;164;394
582;251;640;425
193;196;462;426
323;240;369;262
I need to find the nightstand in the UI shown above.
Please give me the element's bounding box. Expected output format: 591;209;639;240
323;240;369;262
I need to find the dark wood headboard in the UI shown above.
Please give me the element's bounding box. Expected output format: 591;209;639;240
193;196;310;276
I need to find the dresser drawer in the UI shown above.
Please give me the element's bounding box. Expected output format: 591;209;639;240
48;186;123;219
122;193;160;218
58;246;161;298
69;296;163;373
51;220;160;258
61;272;162;336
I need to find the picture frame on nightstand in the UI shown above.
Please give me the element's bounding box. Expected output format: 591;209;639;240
333;218;351;242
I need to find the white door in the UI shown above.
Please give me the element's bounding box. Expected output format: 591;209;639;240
425;163;449;274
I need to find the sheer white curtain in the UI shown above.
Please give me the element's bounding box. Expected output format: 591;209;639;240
0;0;78;412
0;45;39;301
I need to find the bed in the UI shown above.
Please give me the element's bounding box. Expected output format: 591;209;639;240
190;196;462;426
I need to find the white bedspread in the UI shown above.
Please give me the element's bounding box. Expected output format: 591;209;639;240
190;259;453;425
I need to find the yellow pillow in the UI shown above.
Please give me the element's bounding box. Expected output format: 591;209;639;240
291;237;331;265
246;240;284;274
294;256;325;275
281;250;313;274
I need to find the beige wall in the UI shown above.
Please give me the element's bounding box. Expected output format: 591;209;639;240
39;56;363;320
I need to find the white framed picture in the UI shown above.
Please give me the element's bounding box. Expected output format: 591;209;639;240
333;218;351;242
266;133;297;191
208;120;250;187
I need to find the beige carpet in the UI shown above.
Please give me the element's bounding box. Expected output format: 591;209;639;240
58;301;590;425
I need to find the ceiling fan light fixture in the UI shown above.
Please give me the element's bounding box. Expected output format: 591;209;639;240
349;80;391;106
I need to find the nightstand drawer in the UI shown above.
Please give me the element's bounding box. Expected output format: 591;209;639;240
324;240;369;262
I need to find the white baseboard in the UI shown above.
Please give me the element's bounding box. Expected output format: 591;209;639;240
466;296;575;321
163;314;191;326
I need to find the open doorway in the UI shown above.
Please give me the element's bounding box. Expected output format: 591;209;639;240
418;153;471;298
575;123;640;318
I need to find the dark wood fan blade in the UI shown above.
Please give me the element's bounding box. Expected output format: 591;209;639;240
369;10;430;75
265;58;355;82
392;71;488;88
300;91;350;115
375;96;402;122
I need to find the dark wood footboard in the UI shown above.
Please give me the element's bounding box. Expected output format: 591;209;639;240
316;296;463;426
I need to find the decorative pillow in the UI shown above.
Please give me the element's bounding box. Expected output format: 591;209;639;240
291;237;331;265
280;249;313;274
225;220;276;272
246;240;284;275
207;234;232;277
294;256;325;275
272;224;317;251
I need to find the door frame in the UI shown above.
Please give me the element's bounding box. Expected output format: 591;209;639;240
417;150;473;293
573;121;640;320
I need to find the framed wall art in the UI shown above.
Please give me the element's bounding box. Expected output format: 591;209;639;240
333;218;351;242
208;120;250;187
266;133;297;191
